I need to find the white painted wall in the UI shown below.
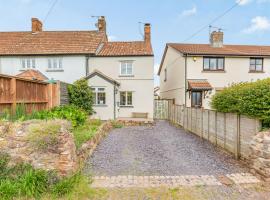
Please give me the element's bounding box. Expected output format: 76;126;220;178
0;55;86;83
89;56;154;119
159;46;185;105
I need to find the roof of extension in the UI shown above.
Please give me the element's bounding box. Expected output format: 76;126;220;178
0;31;106;55
85;70;120;86
168;43;270;57
187;79;212;91
16;69;48;81
97;41;153;56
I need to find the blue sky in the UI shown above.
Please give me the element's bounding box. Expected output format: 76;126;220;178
0;0;270;85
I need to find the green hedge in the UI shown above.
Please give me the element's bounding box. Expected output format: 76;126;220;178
211;78;270;126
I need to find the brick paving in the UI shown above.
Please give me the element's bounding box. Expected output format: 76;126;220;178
91;173;260;188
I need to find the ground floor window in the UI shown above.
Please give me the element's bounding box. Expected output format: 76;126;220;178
191;91;202;107
120;91;133;106
92;87;106;105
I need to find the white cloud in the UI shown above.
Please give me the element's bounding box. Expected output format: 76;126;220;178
108;35;117;41
236;0;270;5
243;16;270;33
180;5;197;17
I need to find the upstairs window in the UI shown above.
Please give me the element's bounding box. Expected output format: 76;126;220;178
22;58;36;69
250;58;263;72
120;61;133;76
120;91;133;106
48;58;63;70
92;87;106;105
203;57;224;71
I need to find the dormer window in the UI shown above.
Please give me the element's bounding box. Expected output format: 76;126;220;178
250;58;263;72
120;61;133;76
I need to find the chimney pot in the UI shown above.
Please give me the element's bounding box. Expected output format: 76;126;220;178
32;18;43;33
210;31;223;48
98;16;106;32
144;23;151;44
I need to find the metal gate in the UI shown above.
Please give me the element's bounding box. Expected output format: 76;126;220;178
154;100;169;119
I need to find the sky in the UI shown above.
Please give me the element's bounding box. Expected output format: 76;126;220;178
0;0;270;86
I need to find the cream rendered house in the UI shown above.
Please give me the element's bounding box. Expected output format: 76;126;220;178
0;17;154;120
158;31;270;109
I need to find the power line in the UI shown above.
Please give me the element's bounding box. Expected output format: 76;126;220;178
182;0;242;42
43;0;59;23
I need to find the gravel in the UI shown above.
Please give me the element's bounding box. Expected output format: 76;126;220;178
84;120;248;176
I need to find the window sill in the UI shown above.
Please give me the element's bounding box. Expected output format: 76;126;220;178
93;104;108;107
46;69;64;72
119;75;134;77
248;70;265;73
120;105;134;108
201;70;226;73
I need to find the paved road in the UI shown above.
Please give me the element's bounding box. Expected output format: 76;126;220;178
85;120;248;176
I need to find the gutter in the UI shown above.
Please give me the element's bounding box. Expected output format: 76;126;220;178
184;54;187;106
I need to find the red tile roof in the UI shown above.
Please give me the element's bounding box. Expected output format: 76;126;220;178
97;41;153;56
168;43;270;56
0;31;106;55
16;69;48;81
188;79;212;91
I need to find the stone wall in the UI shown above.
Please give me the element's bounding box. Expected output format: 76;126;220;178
0;120;78;176
249;130;270;181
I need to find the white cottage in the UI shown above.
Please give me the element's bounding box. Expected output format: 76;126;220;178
0;17;154;120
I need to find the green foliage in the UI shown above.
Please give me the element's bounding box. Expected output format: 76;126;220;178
0;180;19;200
211;78;270;126
27;121;61;151
0;104;27;122
68;79;94;114
73;119;102;149
30;105;87;127
111;120;124;128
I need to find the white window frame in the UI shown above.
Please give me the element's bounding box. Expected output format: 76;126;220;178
48;57;63;71
120;61;133;76
21;58;36;69
92;87;106;105
120;91;133;106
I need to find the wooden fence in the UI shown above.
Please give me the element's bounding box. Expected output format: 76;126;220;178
154;100;261;160
0;74;61;114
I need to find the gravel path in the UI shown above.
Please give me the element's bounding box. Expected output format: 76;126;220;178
85;120;248;176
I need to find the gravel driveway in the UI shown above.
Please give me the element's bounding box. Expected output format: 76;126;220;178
85;120;248;176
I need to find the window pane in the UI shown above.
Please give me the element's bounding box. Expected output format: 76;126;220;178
97;93;105;105
256;64;263;71
58;59;62;69
127;92;132;105
22;60;26;68
121;64;126;75
250;64;256;71
250;59;256;65
127;64;132;75
217;58;224;70
203;58;210;69
120;92;126;105
32;59;35;68
53;59;57;68
210;58;217;70
256;59;263;65
27;59;31;68
98;88;105;91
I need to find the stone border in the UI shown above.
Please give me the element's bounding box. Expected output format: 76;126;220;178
91;173;260;188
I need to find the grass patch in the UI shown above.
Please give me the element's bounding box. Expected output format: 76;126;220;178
73;119;102;149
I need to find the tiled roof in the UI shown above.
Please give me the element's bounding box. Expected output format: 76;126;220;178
188;79;212;91
85;69;120;86
0;31;106;55
97;41;153;56
16;69;48;81
168;43;270;56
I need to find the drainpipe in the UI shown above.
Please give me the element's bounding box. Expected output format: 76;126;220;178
184;54;187;106
113;84;116;120
85;55;90;76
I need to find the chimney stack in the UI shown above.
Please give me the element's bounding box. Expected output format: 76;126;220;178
32;18;43;33
97;16;106;32
144;23;151;44
210;31;223;48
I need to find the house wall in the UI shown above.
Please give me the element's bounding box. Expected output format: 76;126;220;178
0;55;86;83
89;56;154;119
88;75;115;120
159;46;185;105
186;56;270;109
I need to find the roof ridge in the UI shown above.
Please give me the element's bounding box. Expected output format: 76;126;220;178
167;43;270;47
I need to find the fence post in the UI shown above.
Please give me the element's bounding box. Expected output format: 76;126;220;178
235;114;241;160
224;113;226;149
10;78;16;115
47;83;52;109
207;110;210;141
201;108;203;138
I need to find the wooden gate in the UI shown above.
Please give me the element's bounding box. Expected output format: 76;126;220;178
154;100;169;119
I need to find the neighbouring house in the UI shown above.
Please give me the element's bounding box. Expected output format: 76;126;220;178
158;31;270;109
0;17;154;120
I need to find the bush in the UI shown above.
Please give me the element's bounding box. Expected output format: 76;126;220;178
211;78;270;126
30;105;87;127
68;79;94;114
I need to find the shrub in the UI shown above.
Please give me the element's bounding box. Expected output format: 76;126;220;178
0;180;19;200
211;78;270;126
68;79;94;114
27;121;61;151
30;105;87;127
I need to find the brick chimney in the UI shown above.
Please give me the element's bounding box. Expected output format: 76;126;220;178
210;31;223;48
32;18;43;33
97;16;106;32
144;23;151;44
